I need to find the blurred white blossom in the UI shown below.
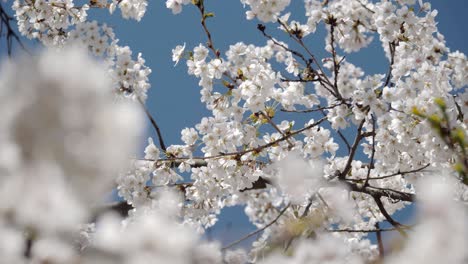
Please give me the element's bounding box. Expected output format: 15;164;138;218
274;151;325;204
0;47;143;234
386;173;468;264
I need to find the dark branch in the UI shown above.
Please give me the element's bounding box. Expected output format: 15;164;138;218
0;3;30;56
326;226;406;233
339;119;366;180
365;163;430;181
383;41;396;88
375;222;384;258
344;181;415;202
373;195;408;236
364;115;376;187
281;102;343;113
137;97;167;152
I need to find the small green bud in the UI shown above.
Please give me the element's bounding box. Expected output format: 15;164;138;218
451;128;466;147
411;106;424;117
204;12;215;18
434;97;446;110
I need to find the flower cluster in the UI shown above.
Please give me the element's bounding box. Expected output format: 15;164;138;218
13;1;152;101
13;0;89;45
240;0;291;22
109;0;148;21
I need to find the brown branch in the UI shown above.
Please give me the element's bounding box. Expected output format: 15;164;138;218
317;108;352;153
329;20;344;100
147;116;327;163
452;94;464;122
373;195;408;236
102;201;134;218
281;102;343;113
261;20;342;99
257;23;308;65
368;186;415;201
221;204;290;250
339;119;366;180
241;175;416;204
193;0;219;57
363;115;376;187
0;3;30;56
260;111;293;147
337;130;352;153
239;177;272;192
104;175;416;218
364;164;430;181
344;181;415;202
300;197;314;218
383;41;396;88
137;97;167;152
194;1;238;85
95;182;194;218
326;226;406;233
355;0;375;14
276;19;339;99
375;222;384;258
280;77;319;83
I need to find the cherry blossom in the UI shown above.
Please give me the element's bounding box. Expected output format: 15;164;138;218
0;0;467;263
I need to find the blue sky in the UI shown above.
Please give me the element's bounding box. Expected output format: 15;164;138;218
1;0;467;249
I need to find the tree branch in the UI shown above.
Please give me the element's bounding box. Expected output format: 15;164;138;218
147;117;327;163
344;181;415;202
222;204;290;250
0;3;30;56
375;222;384;258
364;115;376;187
339;119;366;180
383;41;396;88
137;97;167;152
373;195;408;236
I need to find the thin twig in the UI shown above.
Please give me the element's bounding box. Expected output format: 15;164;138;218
281;102;343;113
194;2;238;85
222;204;290;250
260;111;293;148
0;3;30;56
280;77;319;83
146;117;327;163
301;197;314;218
318;108;352;153
329;21;344;100
279;19;336;93
257;23;308;65
337;130;352;153
327;226;407;233
137;97;167;152
364;115;376;187
452;94;464;121
365;164;430;180
355;0;375;14
196;2;218;58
